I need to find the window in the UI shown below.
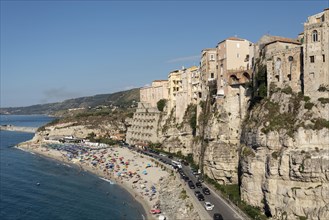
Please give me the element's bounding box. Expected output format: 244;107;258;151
310;56;315;63
210;73;214;78
312;30;318;42
210;54;214;60
323;55;325;62
237;53;240;58
286;46;289;49
237;43;240;48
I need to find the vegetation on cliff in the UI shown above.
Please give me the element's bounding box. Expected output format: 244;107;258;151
38;107;135;134
0;88;140;115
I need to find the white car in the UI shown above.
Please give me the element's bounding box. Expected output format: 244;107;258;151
204;202;214;211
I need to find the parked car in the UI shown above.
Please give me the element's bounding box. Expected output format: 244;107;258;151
204;202;214;211
202;187;210;195
195;181;202;188
194;190;201;197
192;170;198;176
197;194;205;201
213;213;224;220
188;180;195;189
183;176;190;181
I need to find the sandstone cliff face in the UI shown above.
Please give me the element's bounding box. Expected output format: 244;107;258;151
158;100;242;185
240;91;329;219
159;106;195;156
194;103;240;185
158;175;201;220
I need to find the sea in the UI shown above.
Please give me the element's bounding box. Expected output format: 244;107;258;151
0;115;146;220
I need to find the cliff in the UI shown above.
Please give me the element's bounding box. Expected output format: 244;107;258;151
240;88;329;219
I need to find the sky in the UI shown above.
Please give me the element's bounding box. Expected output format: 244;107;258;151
1;0;328;107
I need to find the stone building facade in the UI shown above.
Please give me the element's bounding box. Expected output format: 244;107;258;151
125;102;161;145
265;40;302;95
176;66;200;122
140;80;168;108
303;8;329;100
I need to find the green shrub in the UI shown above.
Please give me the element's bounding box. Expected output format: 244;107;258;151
313;118;329;130
298;216;307;220
282;86;293;94
179;189;188;200
318;85;328;92
157;99;167;112
303;96;311;102
272;151;279;159
318;97;329;104
242;147;255;158
304;102;314;110
258;83;267;98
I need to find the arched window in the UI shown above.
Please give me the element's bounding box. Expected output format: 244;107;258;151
229;75;239;84
243;72;251;82
312;30;318;42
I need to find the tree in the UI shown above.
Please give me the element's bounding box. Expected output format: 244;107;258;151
157;99;167;112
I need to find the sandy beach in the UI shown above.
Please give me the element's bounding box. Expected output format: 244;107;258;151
17;140;170;220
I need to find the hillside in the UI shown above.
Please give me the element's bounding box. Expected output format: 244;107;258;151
0;88;140;115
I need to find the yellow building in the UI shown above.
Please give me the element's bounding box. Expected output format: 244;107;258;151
200;48;217;100
167;69;182;114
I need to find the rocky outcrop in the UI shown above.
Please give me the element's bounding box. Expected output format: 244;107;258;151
240;90;329;219
158;176;201;220
35;118;126;143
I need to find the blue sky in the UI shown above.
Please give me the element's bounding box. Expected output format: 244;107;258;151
1;0;328;107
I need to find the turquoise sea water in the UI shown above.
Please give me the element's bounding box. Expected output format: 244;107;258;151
0;115;145;220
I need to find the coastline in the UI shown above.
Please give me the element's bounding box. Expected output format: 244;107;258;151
16;141;162;220
0;125;37;133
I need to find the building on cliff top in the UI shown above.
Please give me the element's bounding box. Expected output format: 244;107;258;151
264;8;329;99
263;36;303;95
140;80;168;108
303;8;329;100
215;37;253;101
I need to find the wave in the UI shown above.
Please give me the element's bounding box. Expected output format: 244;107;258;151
99;177;115;184
16;146;35;155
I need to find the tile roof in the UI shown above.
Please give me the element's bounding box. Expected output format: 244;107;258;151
264;36;301;46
